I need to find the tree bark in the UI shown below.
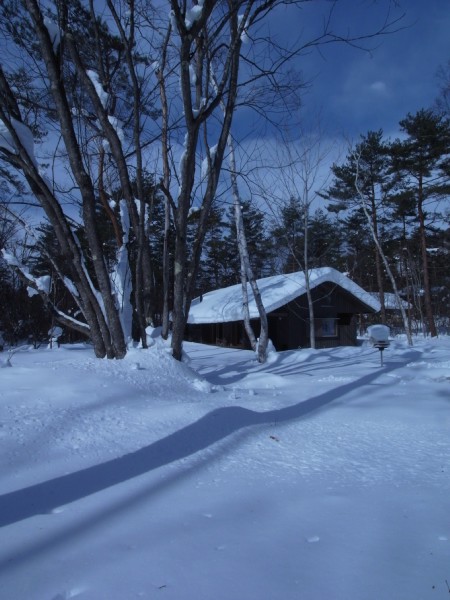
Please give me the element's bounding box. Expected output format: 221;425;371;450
169;3;244;361
22;0;127;357
370;184;386;324
157;24;173;341
417;178;437;337
303;210;316;349
229;134;268;362
355;158;413;346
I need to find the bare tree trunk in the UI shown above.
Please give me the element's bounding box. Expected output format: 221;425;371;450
263;128;332;350
239;271;257;351
157;24;173;341
228;137;268;361
303;210;316;349
206;52;270;361
161;195;171;339
169;1;245;361
105;0;159;344
370;184;386;324
227;138;257;351
354;157;413;346
0;97;124;358
21;0;128;357
417;179;437;337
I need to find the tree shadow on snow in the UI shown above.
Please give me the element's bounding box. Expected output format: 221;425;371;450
0;349;421;529
193;345;388;385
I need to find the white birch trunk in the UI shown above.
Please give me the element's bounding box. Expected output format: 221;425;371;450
228;133;269;362
110;200;133;344
354;157;413;346
303;208;316;349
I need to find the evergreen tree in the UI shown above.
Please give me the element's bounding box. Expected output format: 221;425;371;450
436;59;450;116
390;109;450;336
270;196;303;273
336;211;373;283
270;198;343;274
306;209;343;269
195;204;228;293
322;131;394;323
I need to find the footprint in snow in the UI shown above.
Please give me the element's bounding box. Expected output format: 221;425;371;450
306;535;320;543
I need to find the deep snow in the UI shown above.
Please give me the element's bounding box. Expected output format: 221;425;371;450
0;335;449;599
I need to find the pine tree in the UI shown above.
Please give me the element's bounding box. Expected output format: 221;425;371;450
270;196;304;273
195;204;228;293
322;131;394;323
271;199;342;274
390;109;450;336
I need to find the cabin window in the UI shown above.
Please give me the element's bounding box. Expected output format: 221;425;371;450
314;317;338;338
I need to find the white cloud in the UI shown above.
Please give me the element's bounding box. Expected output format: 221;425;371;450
369;81;388;94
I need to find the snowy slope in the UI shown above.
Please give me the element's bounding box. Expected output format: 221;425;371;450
0;335;449;600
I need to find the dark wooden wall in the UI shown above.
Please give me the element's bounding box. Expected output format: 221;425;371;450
185;282;374;351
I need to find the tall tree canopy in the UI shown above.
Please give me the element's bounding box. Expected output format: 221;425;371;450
390;109;450;336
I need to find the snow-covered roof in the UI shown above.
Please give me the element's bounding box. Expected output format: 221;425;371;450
369;292;411;310
188;267;380;324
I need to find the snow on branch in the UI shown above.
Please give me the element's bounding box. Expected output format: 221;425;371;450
54;310;90;333
102;116;125;151
185;3;203;30
43;16;61;51
1;250;48;293
108;116;124;142
27;275;51;297
201;144;217;179
86;70;109;109
238;14;250;44
0;115;38;167
1;250;90;335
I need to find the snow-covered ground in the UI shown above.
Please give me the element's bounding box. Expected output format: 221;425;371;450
0;335;449;600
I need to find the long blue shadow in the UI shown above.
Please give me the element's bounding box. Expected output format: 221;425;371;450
0;351;420;528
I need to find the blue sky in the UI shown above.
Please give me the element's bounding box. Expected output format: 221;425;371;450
237;0;450;142
304;0;450;139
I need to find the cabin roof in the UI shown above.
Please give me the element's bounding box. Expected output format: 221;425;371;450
369;292;412;310
188;267;380;324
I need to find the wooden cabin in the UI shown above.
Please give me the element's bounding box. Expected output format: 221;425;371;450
185;268;380;351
